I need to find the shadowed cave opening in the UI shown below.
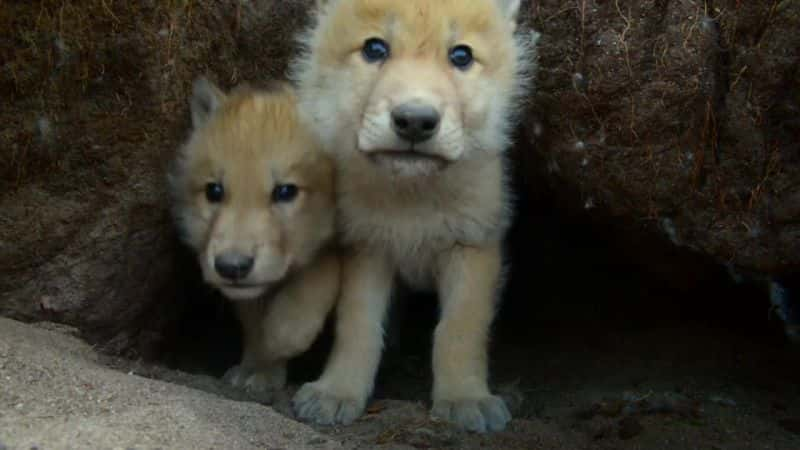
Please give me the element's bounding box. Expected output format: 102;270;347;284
156;148;800;421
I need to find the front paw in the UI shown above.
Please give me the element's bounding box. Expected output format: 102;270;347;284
431;394;511;433
223;363;287;395
292;381;366;426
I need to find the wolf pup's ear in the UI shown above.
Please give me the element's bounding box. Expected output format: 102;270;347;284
190;77;226;129
497;0;522;28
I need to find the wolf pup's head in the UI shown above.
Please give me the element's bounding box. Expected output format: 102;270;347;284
170;78;336;301
291;0;537;178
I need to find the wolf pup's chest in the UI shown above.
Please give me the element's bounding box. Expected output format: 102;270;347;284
340;189;506;257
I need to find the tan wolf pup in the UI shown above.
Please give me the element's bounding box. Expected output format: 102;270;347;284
170;77;341;397
289;0;538;433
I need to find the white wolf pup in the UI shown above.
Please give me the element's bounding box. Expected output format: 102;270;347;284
289;0;538;433
170;78;341;397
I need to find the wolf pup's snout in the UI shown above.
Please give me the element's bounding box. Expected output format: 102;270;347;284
391;102;441;143
214;252;255;281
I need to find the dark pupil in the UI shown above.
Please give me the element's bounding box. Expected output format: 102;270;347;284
363;38;389;62
272;184;298;203
205;182;224;203
450;45;473;69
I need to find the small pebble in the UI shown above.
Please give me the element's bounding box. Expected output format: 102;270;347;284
710;396;736;407
618;417;643;440
35;117;55;146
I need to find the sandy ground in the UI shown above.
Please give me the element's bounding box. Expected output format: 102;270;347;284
3;208;800;449
0;317;345;450
4;308;800;450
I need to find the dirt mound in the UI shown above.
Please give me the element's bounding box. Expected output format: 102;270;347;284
0;0;312;355
521;0;799;274
0;317;344;449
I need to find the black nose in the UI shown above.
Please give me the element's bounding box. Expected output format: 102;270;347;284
214;253;255;281
391;103;441;143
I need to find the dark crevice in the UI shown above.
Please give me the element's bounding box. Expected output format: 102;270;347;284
154;132;800;405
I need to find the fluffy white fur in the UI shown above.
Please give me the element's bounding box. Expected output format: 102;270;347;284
289;0;539;433
170;78;341;399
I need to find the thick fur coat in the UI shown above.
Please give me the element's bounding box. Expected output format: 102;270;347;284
170;79;341;397
288;0;539;433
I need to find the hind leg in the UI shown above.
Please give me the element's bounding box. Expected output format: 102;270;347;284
225;301;288;399
261;251;341;361
430;243;510;433
226;252;341;397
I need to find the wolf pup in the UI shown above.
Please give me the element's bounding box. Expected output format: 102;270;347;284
289;0;538;433
170;78;341;397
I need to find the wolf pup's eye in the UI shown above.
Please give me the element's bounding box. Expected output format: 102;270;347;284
362;37;390;63
205;182;224;203
272;184;299;203
449;45;474;70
